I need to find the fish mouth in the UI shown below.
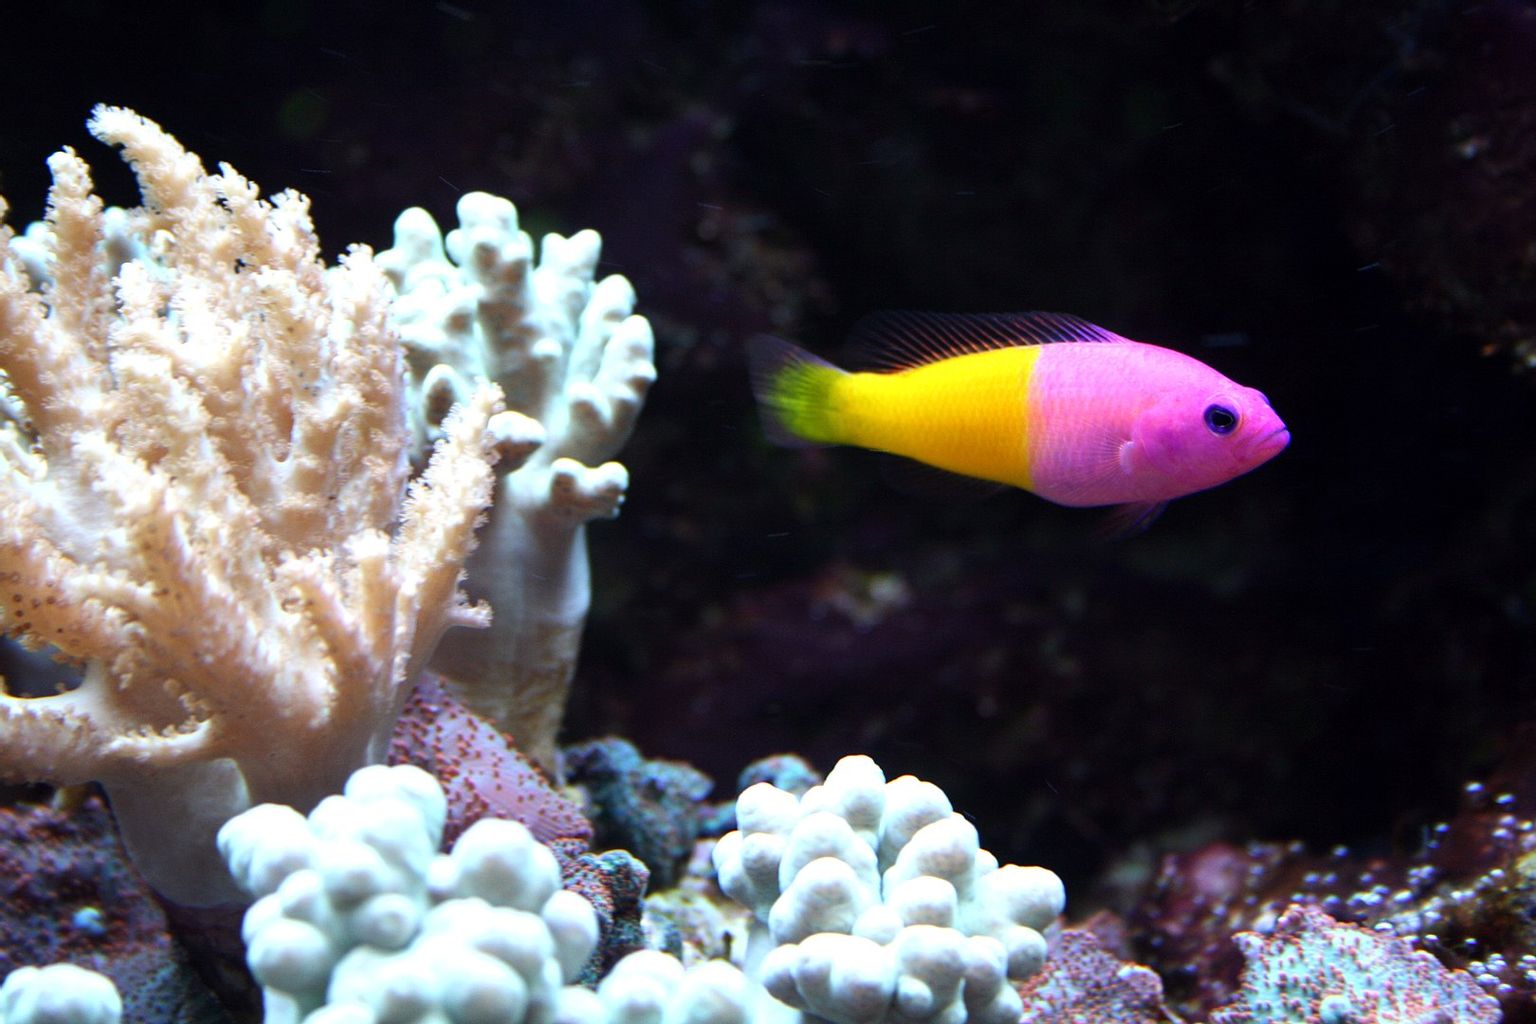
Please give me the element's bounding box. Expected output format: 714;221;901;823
1248;425;1291;463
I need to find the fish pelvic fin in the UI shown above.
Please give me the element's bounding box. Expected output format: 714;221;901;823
748;334;848;447
1098;500;1169;540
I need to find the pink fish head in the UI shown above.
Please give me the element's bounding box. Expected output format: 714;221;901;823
1128;377;1290;500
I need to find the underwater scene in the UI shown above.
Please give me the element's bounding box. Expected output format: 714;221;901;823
0;2;1532;1022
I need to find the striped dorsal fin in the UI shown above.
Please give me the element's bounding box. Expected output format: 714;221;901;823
850;311;1130;371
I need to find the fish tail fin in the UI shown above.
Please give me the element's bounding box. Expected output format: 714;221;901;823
748;334;848;446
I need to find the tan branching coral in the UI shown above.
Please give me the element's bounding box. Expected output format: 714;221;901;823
0;107;503;904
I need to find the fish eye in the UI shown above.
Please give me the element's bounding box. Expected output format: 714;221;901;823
1203;404;1239;436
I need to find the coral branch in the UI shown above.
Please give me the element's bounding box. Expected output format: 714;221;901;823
379;192;655;774
0;107;499;904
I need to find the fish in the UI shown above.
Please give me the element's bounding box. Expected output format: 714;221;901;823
748;311;1289;528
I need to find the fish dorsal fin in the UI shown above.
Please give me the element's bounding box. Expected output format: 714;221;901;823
849;311;1130;371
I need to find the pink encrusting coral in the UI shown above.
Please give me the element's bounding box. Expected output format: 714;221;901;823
388;673;591;847
1211;904;1501;1024
1016;929;1172;1024
0;796;223;1022
1126;743;1536;1023
386;676;653;983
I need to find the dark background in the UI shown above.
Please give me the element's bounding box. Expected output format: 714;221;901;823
3;0;1534;905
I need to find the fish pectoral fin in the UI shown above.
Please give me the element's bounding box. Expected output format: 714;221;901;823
1117;439;1138;475
1049;429;1137;506
1098;501;1169;540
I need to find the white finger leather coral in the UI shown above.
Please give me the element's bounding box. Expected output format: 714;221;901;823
378;193;656;774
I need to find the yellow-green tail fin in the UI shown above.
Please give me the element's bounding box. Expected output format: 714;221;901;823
748;335;847;446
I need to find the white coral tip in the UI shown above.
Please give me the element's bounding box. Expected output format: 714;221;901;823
486;410;545;472
0;964;121;1024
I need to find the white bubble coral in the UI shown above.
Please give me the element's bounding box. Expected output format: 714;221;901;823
712;755;1065;1024
220;764;601;1024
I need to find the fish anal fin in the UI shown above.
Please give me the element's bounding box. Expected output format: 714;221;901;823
879;454;1007;503
850;311;1131;371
